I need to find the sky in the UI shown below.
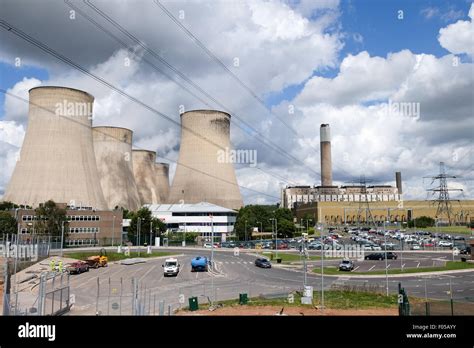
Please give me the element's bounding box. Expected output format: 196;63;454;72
0;0;473;205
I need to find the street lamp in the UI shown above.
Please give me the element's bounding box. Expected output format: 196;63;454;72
137;217;141;257
112;215;116;247
256;221;263;243
269;218;278;259
317;222;325;310
61;221;65;257
383;220;389;296
244;220;247;241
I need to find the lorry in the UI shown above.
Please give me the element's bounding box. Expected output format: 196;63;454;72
191;256;208;272
162;258;180;277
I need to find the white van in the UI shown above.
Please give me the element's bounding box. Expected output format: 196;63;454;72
162;258;180;277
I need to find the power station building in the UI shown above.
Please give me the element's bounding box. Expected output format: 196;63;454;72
4;86;107;210
168;110;243;210
281;124;402;209
132;149;160;205
154;162;170;203
92;126;141;211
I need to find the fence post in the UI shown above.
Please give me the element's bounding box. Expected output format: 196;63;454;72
450;299;454;316
96;277;100;315
425;302;430;316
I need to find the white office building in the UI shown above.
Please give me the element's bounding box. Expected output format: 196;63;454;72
144;202;238;241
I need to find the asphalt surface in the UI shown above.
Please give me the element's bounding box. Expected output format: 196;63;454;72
64;247;474;315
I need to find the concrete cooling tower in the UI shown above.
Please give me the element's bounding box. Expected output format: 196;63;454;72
4;86;107;209
168;110;243;210
154;162;170;203
132;150;159;205
92;126;141;211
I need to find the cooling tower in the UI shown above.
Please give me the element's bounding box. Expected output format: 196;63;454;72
168;110;243;210
4;86;107;209
132;150;159;205
154;162;170;203
92;126;141;211
320;124;333;186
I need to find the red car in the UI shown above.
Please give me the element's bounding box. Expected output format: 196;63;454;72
67;261;89;274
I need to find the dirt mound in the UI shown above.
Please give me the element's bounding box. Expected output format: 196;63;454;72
178;305;397;316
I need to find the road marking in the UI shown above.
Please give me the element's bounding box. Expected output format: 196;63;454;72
417;262;420;268
402;264;405;269
386;264;391;269
368;265;375;271
353;266;359;272
456;290;464;292
231;262;235;264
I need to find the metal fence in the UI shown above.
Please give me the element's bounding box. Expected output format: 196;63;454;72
410;299;474;316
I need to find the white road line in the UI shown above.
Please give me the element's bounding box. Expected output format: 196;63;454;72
386;264;391;269
417;262;420;268
353;266;360;272
402;264;406;269
231;262;235;264
457;290;464;292
368;265;375;271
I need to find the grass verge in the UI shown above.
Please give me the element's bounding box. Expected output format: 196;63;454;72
312;261;474;275
179;289;423;311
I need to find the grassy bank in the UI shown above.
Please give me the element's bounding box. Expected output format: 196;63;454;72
181;289;411;311
312;261;474;275
64;251;176;262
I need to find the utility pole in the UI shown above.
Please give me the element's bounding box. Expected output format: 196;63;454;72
150;221;153;246
244;220;247;242
384;220;389;296
60;221;65;257
137;217;141;257
112;215;116;247
425;162;462;225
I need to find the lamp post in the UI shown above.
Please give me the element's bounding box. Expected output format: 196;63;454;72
244;220;247;241
383;220;389;296
137;217;141;257
150;221;153;246
112;215;116;247
256;221;262;243
61;221;65;257
317;223;325;310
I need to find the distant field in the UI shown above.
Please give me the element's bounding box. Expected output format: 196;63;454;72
415;226;473;235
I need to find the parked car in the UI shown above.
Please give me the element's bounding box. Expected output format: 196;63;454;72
365;252;397;260
203;242;213;248
438;241;453;247
66;261;89;274
411;244;421;250
255;258;272;268
338;259;354;271
460;246;471;255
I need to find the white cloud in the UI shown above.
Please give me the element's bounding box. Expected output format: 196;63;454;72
438;3;474;57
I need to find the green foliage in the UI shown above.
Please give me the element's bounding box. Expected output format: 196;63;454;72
234;205;296;239
128;207;166;245
0;201;19;211
408;216;435;228
0;211;17;235
34;200;67;237
167;231;199;242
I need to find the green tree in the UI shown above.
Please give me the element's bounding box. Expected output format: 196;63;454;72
408;216;435;228
34;200;67;237
0;211;17;235
0;201;19;211
128;207;165;245
234;205;296;239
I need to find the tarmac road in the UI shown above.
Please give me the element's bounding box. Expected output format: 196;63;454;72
65;248;474;315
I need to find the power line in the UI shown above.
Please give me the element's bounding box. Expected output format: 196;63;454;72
0;88;281;201
80;0;322;178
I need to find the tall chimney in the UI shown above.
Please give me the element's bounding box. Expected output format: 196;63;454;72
395;171;402;194
320;124;332;186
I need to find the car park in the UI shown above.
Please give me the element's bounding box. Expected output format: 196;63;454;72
255;258;272;268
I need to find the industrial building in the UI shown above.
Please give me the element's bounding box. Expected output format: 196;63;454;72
293;200;474;226
145;202;237;242
281;124;402;209
4;86;107;210
14;204;123;246
92;126;141;211
168;110;243;210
